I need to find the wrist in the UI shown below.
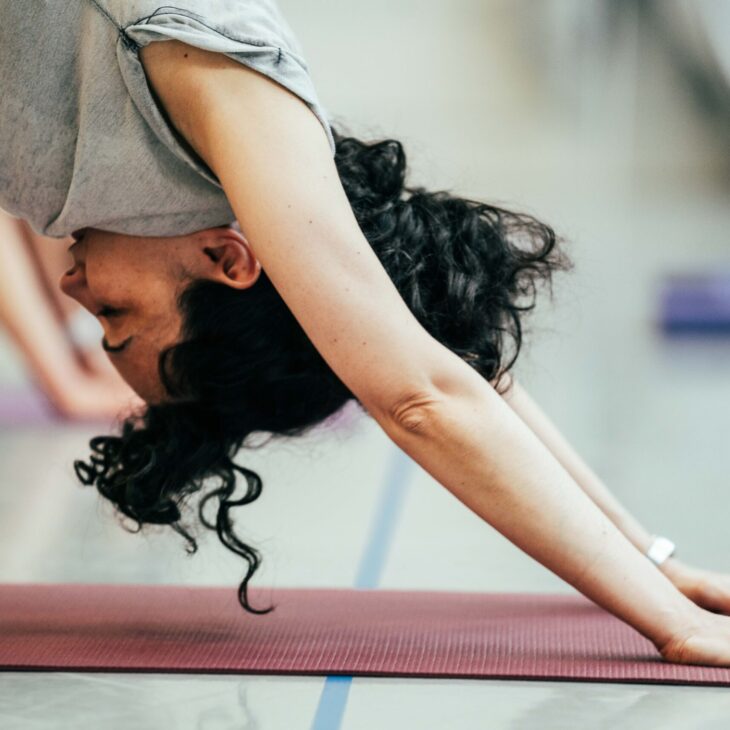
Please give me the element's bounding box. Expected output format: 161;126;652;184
658;555;683;578
641;536;690;588
646;563;709;651
658;556;697;590
35;363;103;415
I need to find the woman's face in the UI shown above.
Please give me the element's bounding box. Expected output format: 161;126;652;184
59;225;261;403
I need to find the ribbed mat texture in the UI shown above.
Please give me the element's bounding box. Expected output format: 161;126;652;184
1;583;728;685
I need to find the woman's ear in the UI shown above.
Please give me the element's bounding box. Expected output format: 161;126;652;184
200;226;261;289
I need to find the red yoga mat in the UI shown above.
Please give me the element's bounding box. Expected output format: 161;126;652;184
1;583;729;685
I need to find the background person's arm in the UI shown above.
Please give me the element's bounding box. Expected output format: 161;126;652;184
17;219;126;382
0;211;140;419
12;219;81;325
139;41;712;654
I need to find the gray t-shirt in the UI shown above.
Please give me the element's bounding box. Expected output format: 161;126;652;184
0;0;335;238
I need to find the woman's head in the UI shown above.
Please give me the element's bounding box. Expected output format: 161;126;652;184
72;125;573;613
59;224;261;402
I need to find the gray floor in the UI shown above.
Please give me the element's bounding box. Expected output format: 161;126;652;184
1;1;729;728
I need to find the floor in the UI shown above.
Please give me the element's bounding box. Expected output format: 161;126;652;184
1;0;729;728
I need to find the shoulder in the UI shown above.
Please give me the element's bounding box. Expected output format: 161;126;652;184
139;38;232;75
138;39;317;169
139;39;248;125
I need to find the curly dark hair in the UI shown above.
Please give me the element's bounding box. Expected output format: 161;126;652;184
74;124;573;613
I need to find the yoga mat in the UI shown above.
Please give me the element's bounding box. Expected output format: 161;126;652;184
2;583;730;685
660;272;730;335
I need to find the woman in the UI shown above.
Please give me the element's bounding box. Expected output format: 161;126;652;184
2;1;730;666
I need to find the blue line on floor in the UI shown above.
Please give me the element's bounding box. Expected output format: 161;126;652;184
310;675;353;730
309;445;414;730
354;447;414;590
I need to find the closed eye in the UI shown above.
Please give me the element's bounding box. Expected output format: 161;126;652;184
101;336;132;353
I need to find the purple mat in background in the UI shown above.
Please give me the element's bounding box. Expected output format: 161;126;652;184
660;272;730;334
0;385;59;427
0;385;361;430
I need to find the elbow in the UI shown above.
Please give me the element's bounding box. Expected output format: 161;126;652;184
378;388;448;437
365;348;499;437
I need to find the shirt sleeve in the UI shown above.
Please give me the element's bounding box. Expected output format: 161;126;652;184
109;1;336;185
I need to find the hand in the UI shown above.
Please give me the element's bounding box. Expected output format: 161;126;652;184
44;369;144;423
660;558;730;615
658;610;730;666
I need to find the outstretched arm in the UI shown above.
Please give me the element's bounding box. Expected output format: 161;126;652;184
499;377;680;576
139;41;710;655
499;378;730;616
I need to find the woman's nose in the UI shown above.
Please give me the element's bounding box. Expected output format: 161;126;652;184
59;263;93;310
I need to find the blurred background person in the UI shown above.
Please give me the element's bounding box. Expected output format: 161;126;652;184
0;210;142;420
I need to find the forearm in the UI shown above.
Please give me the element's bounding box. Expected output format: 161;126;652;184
17;218;82;324
500;379;682;577
378;360;700;649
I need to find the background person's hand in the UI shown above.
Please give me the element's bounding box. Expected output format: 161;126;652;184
42;367;144;422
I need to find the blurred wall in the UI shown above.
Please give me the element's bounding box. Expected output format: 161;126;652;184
1;1;728;553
